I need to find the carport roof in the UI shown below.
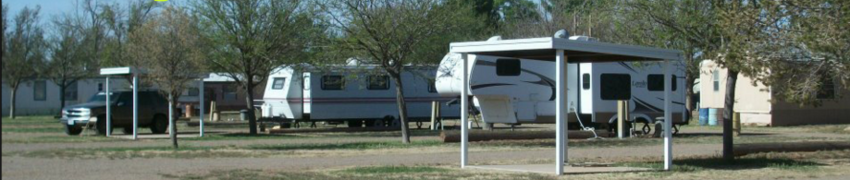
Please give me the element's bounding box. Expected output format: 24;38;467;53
449;37;682;62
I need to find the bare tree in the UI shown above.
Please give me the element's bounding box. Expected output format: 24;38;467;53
323;0;483;143
3;6;46;119
194;0;317;134
129;6;205;149
43;14;98;113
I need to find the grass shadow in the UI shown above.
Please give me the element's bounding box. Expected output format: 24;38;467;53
247;140;445;151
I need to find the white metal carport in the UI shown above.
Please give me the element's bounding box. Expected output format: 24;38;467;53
99;67;208;139
449;37;682;175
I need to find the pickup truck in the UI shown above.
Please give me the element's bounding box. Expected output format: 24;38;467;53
60;91;170;135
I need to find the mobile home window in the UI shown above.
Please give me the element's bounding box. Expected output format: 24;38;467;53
64;82;78;101
367;75;389;90
712;70;720;92
187;87;199;97
428;81;437;93
321;75;344;90
34;80;47;101
496;59;521;76
600;74;631;100
817;76;836;99
271;78;286;90
582;74;590;90
647;74;677;91
222;84;237;101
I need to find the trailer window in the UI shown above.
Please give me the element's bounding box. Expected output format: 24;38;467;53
647;74;677;91
582;74;590;90
271;78;286;90
367;75;389;90
33;80;47;101
322;75;345;90
496;59;521;76
600;74;631;100
712;70;720;92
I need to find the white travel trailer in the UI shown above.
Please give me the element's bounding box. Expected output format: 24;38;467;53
435;43;687;132
258;64;460;128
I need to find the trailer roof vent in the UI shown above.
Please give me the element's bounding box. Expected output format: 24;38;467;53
487;36;502;42
554;29;570;38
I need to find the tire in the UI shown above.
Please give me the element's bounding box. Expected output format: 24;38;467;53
150;115;168;134
367;119;385;127
348;120;363;128
95;117;108;135
65;124;82;135
123;127;134;135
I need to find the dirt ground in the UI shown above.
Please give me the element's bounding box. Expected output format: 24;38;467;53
3;116;850;180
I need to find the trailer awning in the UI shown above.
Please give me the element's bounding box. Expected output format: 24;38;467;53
450;37;682;62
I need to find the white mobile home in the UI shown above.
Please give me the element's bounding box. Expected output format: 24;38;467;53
258;65;461;128
700;60;850;126
435;37;687;131
2;78;127;116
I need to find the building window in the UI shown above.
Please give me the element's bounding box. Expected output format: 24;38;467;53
647;74;677;91
321;75;344;90
98;83;104;92
712;70;720;92
428;81;437;93
367;75;389;90
187;87;199;97
817;76;836;99
64;82;78;101
33;80;47;101
222;84;237;101
582;74;590;90
496;59;521;76
271;78;286;90
600;74;631;100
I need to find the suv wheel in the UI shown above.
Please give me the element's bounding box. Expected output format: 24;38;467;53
65;124;82;135
150;115;168;134
95;117;109;135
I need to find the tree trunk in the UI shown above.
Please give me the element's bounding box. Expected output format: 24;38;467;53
722;70;739;162
685;76;695;121
9;83;19;119
390;73;411;144
59;84;67;114
244;82;258;135
169;96;179;149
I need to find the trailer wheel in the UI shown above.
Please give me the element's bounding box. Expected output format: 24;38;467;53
367;119;385;127
348;120;363;128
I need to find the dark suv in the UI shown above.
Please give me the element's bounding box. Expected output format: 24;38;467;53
60;91;170;135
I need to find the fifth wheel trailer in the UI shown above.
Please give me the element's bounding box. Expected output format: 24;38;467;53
258;64;460;128
435;44;687;132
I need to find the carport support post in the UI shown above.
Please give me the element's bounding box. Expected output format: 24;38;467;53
105;77;111;136
199;79;205;137
555;49;568;175
460;53;469;168
663;59;673;170
133;75;139;140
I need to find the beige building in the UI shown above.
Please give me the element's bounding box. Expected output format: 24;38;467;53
699;60;849;126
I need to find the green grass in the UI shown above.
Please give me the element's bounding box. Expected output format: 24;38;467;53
1;127;64;133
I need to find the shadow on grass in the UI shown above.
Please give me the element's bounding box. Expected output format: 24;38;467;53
247;140;445;151
677;132;773;137
626;156;824;172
